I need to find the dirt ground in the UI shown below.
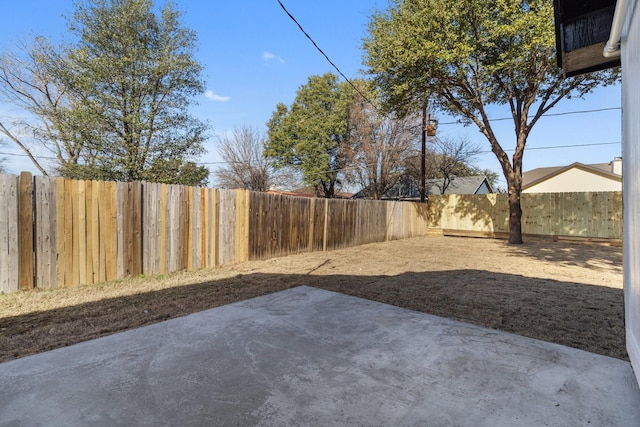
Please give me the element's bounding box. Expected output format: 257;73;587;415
0;235;625;363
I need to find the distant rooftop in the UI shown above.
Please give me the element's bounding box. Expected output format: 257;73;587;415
523;158;622;189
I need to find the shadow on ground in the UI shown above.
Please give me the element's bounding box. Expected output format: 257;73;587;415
0;269;626;363
489;238;623;273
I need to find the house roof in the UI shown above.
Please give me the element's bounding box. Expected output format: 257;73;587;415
428;175;493;195
353;175;493;200
522;161;621;190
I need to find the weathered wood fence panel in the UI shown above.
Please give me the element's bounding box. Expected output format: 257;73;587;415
18;172;34;290
249;192;310;260
118;181;143;278
386;200;429;240
323;199;353;251
217;189;237;266
203;187;218;269
142;182;161;275
0;172;624;293
164;184;182;273
354;200;388;246
312;198;328;252
235;190;249;262
34;176;57;289
0;174;18;293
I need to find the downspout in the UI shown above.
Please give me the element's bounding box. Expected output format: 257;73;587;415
603;0;630;58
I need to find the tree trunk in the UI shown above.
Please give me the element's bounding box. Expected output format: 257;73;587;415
507;184;523;244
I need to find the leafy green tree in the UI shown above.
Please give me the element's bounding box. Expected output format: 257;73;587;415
265;73;353;198
0;0;209;185
141;159;209;186
62;0;209;184
363;0;618;243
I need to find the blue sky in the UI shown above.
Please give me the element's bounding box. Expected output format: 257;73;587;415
0;1;622;188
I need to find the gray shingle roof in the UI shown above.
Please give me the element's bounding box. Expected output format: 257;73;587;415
427;176;492;195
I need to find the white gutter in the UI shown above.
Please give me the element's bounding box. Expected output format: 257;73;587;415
603;0;630;58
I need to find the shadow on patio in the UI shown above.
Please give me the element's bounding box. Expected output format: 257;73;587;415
0;268;626;363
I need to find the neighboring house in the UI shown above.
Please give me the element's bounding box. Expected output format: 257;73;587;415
426;175;494;196
555;0;640;383
354;175;494;200
522;158;622;193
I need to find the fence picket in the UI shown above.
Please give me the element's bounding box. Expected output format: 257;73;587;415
0;174;18;293
34;176;57;288
18;172;34;290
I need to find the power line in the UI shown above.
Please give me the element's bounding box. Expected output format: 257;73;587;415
482;141;621;154
0;150;56;160
276;0;374;106
0;139;623;167
438;107;622;125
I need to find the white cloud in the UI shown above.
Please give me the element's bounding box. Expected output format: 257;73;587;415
263;51;285;64
205;90;230;102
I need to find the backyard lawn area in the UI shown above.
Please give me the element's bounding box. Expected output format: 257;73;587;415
0;235;625;362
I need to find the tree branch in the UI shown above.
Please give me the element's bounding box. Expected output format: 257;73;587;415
0;121;48;175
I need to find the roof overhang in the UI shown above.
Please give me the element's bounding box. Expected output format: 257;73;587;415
554;0;621;76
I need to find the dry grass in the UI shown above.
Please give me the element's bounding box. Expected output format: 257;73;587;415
0;235;625;363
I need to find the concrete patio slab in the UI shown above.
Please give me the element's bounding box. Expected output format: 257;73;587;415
1;286;639;426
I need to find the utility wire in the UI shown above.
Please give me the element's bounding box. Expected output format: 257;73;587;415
481;141;621;154
0;139;622;167
276;0;375;106
0;150;57;160
0;109;622;168
438;107;622;125
275;0;619;124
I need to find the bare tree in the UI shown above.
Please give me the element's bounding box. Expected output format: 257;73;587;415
427;137;482;194
402;136;482;195
0;39;81;176
0;140;7;173
347;93;419;200
214;126;279;191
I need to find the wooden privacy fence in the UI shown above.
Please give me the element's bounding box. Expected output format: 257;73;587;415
0;172;623;294
428;192;623;240
0;173;429;293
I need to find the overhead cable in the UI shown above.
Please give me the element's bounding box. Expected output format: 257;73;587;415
276;0;375;106
438;107;622;125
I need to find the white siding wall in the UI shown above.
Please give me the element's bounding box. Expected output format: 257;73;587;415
522;168;621;193
622;0;640;385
